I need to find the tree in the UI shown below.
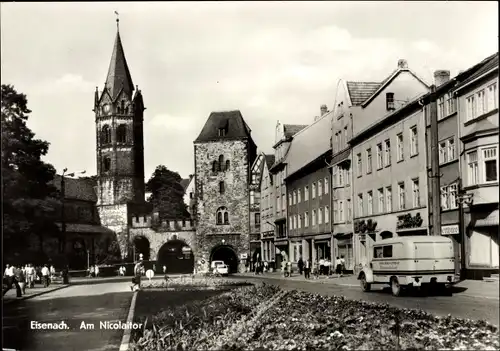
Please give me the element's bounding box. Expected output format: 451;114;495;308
146;165;190;220
1;84;61;259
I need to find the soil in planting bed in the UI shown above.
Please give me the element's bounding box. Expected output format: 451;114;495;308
132;287;240;342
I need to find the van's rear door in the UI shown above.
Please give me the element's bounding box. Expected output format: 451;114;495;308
414;242;436;273
433;241;454;272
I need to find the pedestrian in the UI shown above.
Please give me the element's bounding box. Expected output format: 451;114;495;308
89;265;95;278
131;261;144;291
335;257;343;277
297;257;304;275
62;265;69;284
95;265;100;277
163;265;167;274
26;264;35;288
324;259;332;276
16;266;26;295
340;255;346;276
50;265;56;280
41;264;50;287
304;258;311;279
319;258;325;275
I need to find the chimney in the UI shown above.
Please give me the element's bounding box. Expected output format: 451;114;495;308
320;104;329;116
397;59;408;69
434;70;450;86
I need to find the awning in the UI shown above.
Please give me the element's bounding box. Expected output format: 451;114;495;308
474;209;499;227
56;223;114;235
274;240;288;246
396;227;428;234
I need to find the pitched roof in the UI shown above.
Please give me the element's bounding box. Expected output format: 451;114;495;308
286;113;332;177
346;82;381;105
284;124;308;138
264;154;275;169
455;53;499;91
52;175;97;202
105;30;134;100
194;110;253;142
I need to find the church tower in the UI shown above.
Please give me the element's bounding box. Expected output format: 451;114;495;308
94;19;145;258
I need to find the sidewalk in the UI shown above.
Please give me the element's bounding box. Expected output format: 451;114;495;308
236;271;499;300
2;283;69;304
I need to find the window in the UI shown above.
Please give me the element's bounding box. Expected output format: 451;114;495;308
218;155;225;171
318;180;323;196
312;210;316;226
386;92;395;110
318;207;323;224
298;189;302;203
324;178;329;194
366;148;373;174
466;94;476;121
467;151;479;186
255;213;260;226
378;188;385;213
216;207;229;225
347;199;352;220
344;126;348;144
384;139;391;166
345;167;351;185
281;195;286;210
357;153;362;176
437;96;445;120
487;83;498;112
332;166;337;187
101;125;111;144
294;215;297;230
357;194;363;217
446;93;457;116
289;193;292;206
277;196;281;213
304;212;309;227
484;147;498;182
386;186;392;212
298;214;302;229
412;178;420;207
218;128;226;137
367;191;373;215
212;161;218;172
397;133;404;161
312;183;316;199
250;190;255;205
289;216;293;230
116;124;127;143
102;157;111;172
339;200;344;222
305;186;309;201
219;181;225;194
441;184;458;210
376;143;383;169
398;182;406;210
226;160;230;171
325;206;329;223
410;126;418;156
338;167;344;186
477;89;486;117
439;137;456;164
333;200;338;222
383;245;393;258
293;190;297;205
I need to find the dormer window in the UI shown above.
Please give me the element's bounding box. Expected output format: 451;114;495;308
386;92;395;111
218;128;227;137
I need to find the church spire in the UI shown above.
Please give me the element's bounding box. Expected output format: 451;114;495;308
104;15;134;100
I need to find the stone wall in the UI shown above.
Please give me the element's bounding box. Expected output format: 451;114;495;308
97;204;129;258
194;140;251;272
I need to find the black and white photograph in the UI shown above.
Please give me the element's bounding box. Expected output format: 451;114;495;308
1;1;499;350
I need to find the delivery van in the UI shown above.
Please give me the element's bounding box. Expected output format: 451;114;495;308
357;235;456;296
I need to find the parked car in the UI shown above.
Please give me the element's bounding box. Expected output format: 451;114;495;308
357;235;457;296
211;260;229;276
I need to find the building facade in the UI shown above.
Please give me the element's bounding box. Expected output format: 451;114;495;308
260;154;276;267
456;53;499;279
193;110;257;273
333;59;430;270
269;122;307;269
249;153;266;264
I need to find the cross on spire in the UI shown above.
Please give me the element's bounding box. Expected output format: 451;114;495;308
114;11;119;31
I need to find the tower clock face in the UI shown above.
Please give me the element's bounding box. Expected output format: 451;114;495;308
103;104;111;114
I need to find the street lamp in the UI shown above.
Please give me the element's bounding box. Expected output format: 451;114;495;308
61;168;86;255
457;178;474;280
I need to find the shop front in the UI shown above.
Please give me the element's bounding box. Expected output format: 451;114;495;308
274;239;289;271
261;238;276;270
441;223;461;276
335;234;353;272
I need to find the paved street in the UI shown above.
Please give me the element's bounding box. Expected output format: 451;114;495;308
233;273;500;326
2;281;134;351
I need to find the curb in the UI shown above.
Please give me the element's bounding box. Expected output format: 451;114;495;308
3;284;70;305
119;290;138;351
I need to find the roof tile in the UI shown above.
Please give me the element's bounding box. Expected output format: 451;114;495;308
346;82;381;105
194;110;253;142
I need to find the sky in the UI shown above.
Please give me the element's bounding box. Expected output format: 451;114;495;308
1;1;498;180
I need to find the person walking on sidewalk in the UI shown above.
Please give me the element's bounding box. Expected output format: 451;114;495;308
131;261;144;291
340;255;346;276
41;264;50;287
335;257;343;277
297;257;304;275
3;264;22;297
304;258;311;279
15;266;26;295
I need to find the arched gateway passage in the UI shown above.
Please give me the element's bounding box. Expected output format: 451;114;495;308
157;240;194;274
211;245;238;273
133;236;150;261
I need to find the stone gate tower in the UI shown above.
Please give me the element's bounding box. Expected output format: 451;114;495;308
94;20;146;259
194;111;257;273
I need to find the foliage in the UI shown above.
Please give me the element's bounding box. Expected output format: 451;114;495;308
132;285;499;351
141;275;251;289
1;84;61;257
146;165;190;220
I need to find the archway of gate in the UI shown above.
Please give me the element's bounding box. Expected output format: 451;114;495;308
157;240;194;274
210;245;238;273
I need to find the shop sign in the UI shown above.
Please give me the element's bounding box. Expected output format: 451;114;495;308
240;253;248;259
441;224;459;235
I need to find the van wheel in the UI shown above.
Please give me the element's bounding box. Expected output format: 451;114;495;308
391;277;401;297
360;273;371;292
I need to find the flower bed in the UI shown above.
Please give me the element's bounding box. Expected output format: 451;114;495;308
131;283;281;351
140;275;251;290
131;285;499;351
